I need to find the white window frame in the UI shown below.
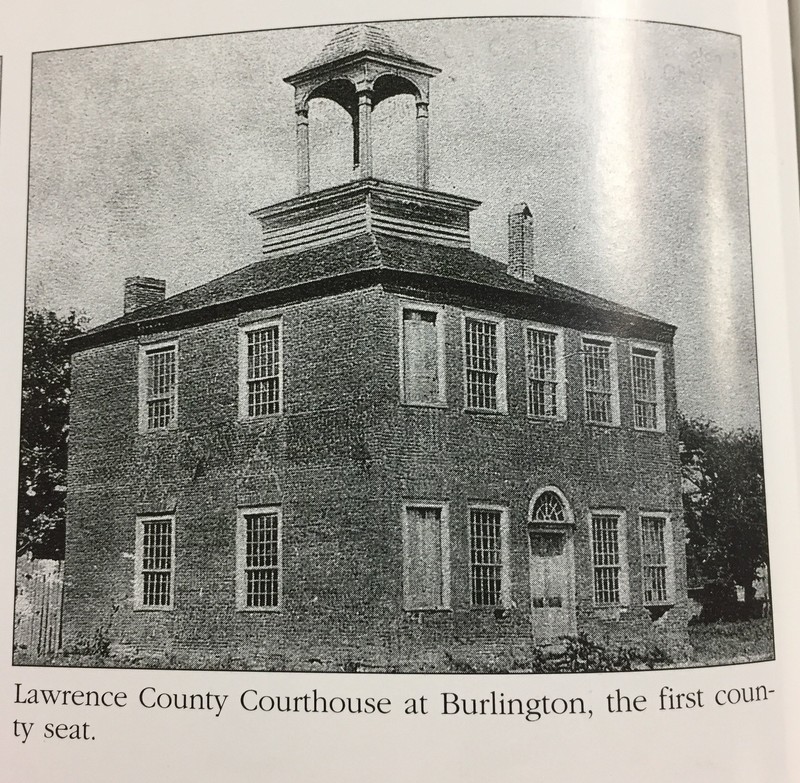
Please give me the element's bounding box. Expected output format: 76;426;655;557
398;300;447;407
525;323;567;420
236;506;283;612
462;310;508;414
580;333;620;426
138;340;178;433
639;512;675;606
238;318;283;420
588;509;629;607
134;514;176;611
630;341;666;432
468;504;511;608
401;502;451;611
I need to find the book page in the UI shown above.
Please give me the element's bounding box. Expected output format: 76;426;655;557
1;1;799;780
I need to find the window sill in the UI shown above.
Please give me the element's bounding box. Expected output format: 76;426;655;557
236;606;282;613
633;426;667;434
237;413;283;424
400;401;448;410
584;420;621;429
133;606;174;612
527;415;567;424
463;407;509;416
403;607;452;613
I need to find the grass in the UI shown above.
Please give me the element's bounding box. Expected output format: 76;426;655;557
687;618;774;666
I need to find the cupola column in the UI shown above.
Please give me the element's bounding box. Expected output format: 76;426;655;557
416;101;430;188
296;107;311;195
357;90;373;179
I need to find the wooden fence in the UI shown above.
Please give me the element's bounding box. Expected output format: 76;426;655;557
15;556;64;656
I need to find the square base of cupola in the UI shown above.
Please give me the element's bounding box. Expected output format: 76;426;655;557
251;179;481;258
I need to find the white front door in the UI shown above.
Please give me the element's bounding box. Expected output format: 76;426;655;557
529;530;575;641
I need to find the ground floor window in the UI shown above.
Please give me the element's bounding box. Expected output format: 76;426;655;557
236;507;281;610
135;516;174;609
402;504;450;610
641;514;673;605
590;512;628;606
469;506;510;607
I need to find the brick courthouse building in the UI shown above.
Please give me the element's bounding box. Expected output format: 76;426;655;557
63;24;689;670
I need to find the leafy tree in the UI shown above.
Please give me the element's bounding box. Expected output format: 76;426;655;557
679;415;768;617
18;309;86;559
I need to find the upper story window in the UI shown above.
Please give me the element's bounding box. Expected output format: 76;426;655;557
135;515;175;610
239;319;282;419
526;325;566;419
631;344;666;432
400;304;445;406
402;504;450;610
463;313;507;413
581;335;619;425
139;341;178;432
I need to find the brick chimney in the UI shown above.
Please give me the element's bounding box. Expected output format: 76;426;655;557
124;277;166;314
508;203;535;282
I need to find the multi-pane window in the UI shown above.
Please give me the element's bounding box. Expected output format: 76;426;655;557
632;346;663;431
237;508;281;610
239;320;282;419
401;307;444;405
142;344;177;430
247;325;281;417
591;513;624;605
582;337;617;424
469;508;506;606
403;505;449;610
464;316;505;412
136;517;174;609
641;515;670;605
526;327;562;418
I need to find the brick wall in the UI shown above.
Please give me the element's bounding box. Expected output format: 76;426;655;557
63;284;687;671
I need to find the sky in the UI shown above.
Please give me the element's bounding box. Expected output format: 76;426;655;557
26;17;758;432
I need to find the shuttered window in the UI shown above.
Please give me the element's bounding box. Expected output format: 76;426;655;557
402;308;444;405
403;505;449;610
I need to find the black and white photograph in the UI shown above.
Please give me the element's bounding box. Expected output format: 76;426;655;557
14;17;771;673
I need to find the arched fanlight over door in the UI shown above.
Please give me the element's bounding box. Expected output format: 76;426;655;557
532;491;566;524
528;487;576;640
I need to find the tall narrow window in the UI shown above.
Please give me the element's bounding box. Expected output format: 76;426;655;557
469;507;508;606
582;336;618;425
135;516;174;609
641;515;672;605
239;320;282;419
140;343;177;431
632;345;665;431
401;306;444;405
237;507;281;610
464;315;506;412
402;505;449;610
526;326;565;419
591;513;626;605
